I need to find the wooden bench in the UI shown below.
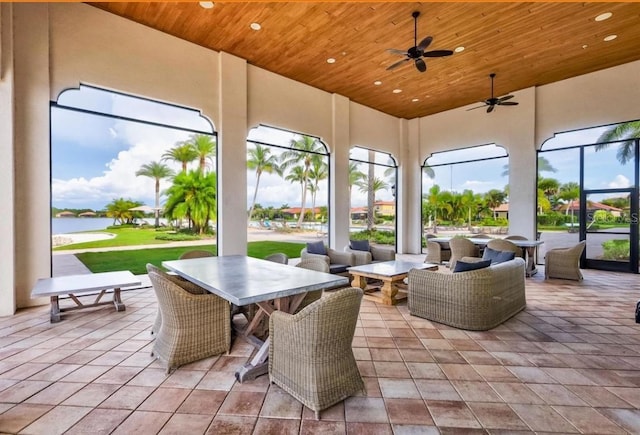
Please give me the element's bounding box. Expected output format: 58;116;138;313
31;271;141;323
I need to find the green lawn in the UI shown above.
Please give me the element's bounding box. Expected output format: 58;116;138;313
74;241;306;275
54;227;172;250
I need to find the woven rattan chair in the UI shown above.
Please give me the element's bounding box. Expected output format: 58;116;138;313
269;286;365;419
344;242;396;266
486;238;523;259
149;264;208;338
545;240;586;281
294;258;330;311
448;237;478;269
408;257;526;330
179;250;215;260
424;234;451;264
505;235;528;241
147;264;230;373
264;252;289;264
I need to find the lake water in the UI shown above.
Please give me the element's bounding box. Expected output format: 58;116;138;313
51;217;163;234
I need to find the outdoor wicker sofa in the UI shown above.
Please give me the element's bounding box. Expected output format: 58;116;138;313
344;241;396;266
269;286;365;419
407;257;526;330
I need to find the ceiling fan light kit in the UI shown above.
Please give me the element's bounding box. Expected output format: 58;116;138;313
386;11;454;73
467;73;520;113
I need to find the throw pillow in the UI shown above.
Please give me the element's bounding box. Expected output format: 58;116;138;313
494;250;516;263
349;239;370;252
306;241;327;255
482;246;516;264
453;259;492;273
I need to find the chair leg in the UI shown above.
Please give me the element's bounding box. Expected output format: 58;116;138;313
315;410;320;420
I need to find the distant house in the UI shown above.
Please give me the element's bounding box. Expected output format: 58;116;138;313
556;200;623;218
493;203;509;219
350;206;368;221
55;211;75;218
374;200;395;216
78;211;97;217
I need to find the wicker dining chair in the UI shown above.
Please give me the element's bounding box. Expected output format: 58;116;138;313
486;238;523;259
151;250;214;337
294;258;330;311
545;240;586;281
448;237;478;270
147;264;230;373
269;286;365;419
424;234;451;265
264;252;289;264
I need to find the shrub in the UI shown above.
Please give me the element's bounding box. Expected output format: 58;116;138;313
155;233;201;242
602;239;630;260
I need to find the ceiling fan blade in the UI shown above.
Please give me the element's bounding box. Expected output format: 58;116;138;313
498;101;519;106
415;58;427;72
386;58;410;71
487;105;495;113
387;48;408;56
498;94;514;102
423;49;454;58
417;36;433;51
466;105;486;111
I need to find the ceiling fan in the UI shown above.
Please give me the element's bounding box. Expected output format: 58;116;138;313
468;73;519;113
386;11;453;73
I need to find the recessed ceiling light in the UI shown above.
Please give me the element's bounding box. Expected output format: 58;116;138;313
604;34;617;42
393;89;402;94
326;58;336;64
412;98;419;102
374;81;382;86
199;2;214;9
595;12;612;22
582;44;588;49
454;46;465;53
250;22;261;31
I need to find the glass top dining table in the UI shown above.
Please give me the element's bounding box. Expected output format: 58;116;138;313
161;255;349;381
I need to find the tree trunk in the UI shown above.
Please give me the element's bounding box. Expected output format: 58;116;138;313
367;159;375;231
154;178;161;227
248;171;262;224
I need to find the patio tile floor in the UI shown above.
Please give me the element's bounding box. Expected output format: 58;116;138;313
0;267;639;434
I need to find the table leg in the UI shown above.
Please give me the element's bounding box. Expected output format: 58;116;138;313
112;288;126;312
50;296;61;323
380;280;398;305
351;274;367;290
525;247;538;277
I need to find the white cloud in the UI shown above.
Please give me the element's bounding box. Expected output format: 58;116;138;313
608;174;631;189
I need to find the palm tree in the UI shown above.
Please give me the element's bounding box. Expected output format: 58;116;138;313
558;181;579;219
285;166;306;223
422;165;435;179
105;198;142;225
162;143;198;172
595;121;640;164
356;176;389;231
135;161;174;227
538;177;560;203
186;134;216;172
307;160;328;222
460;189;481;229
484;189;507;219
247;144;282;223
280;135;325;226
164;170;217;235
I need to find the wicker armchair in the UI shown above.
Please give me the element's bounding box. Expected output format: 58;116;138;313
147;264;231;373
408;257;526;330
269;287;365;419
344;243;396;266
448;237;478;269
545;240;586;281
301;245;354;275
424;234;451;264
148;264;208;338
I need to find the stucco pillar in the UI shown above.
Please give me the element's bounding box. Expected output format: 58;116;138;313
0;4;16;316
399;118;422;254
217;52;248;255
13;3;51;309
330;94;350;250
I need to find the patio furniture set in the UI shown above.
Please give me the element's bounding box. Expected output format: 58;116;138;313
29;235;586;418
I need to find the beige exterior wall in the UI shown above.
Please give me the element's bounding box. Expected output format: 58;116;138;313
2;2;640;314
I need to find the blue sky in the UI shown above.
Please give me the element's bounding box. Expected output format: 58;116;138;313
52;87;633;211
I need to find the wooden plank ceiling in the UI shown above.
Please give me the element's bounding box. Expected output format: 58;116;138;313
89;2;640;120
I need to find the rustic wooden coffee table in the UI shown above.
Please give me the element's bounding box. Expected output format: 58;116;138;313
348;260;438;305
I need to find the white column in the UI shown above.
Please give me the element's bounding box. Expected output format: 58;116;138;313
399;118;422;254
217;52;248;255
329;94;350;250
